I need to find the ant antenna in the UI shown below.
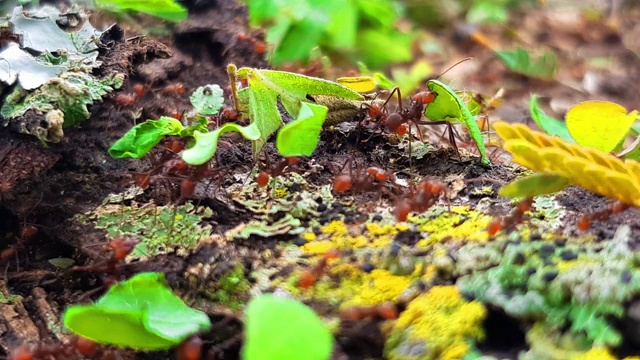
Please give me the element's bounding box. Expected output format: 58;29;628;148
433;57;474;81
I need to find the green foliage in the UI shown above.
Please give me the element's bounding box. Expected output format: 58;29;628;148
494;47;558;80
243;0;413;68
95;0;188;22
276;102;327;156
182;122;261;165
498;173;569;198
466;1;508;24
108;117;185;158
235;66;362;157
529;95;574;142
243;294;332;360
63;272;211;350
424;79;489;166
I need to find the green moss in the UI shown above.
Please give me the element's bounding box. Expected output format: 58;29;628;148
385;285;486;360
203;265;251;310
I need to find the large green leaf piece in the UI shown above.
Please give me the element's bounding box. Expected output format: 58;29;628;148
63;272;211;350
243;294;332;360
499;173;569;198
276;102;328;156
424;79;489;166
182;122;261;165
108;117;184;158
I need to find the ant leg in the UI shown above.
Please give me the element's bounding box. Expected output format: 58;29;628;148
447;122;462;161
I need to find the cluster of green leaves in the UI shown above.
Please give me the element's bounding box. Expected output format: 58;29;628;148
457;233;640;347
242;0;413;68
64;273;332;359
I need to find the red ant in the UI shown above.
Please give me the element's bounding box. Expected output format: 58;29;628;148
332;159;399;196
162;83;186;95
132;83;147;98
576;200;628;231
9;336;100;360
487;197;534;236
235;33;267;55
297;249;341;289
115;93;136;107
394;178;448;221
256;156;299;187
340;301;399;321
73;236;139;287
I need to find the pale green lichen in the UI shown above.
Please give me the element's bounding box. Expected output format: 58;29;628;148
202;264;251;310
385;285;486;360
77;202;213;260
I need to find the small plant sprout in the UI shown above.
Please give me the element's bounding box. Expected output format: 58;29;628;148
243;294;333;360
63;272;211;351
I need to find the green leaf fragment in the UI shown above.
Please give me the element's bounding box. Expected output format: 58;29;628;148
243;294;333;360
499;173;570;198
190;84;224;115
276;102;328;156
182;122;261;165
529;95;574;142
63;272;211;350
494;47;558;80
96;0;188;22
108;117;184;158
425;79;489;166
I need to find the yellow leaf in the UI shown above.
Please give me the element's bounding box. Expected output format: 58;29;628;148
494;120;640;207
565;100;638;152
336;76;376;93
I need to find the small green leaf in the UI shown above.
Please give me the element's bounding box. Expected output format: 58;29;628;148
245;79;284;158
494;47;558;80
182;122;261;165
466;3;508;24
243;294;332;360
63;272;211;350
190;84;224;115
108;117;184;159
499;173;570;198
529;95;574;142
276;102;328;156
425;80;489;166
96;0;188;22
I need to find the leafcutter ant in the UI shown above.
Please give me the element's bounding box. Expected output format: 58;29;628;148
340;301;399;321
576;200;628;231
487;197;534;236
394;178;448;221
297;249;341;289
256;156;299;187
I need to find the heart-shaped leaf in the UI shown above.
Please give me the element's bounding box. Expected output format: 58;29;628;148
182;122;261;165
566;100;638;152
276;102;328;156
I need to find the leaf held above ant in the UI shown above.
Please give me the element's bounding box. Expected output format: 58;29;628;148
276;102;328;156
182;122;261;165
108;117;185;159
499;173;570;199
424;79;489;166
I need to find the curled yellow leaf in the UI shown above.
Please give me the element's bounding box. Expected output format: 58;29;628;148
336;76;377;93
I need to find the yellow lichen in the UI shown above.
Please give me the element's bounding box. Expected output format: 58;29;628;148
344;269;412;307
414;207;491;247
570;347;617;360
302;232;316;241
301;240;335;255
386;285;486;360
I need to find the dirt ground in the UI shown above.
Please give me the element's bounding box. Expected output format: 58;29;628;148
1;0;640;359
